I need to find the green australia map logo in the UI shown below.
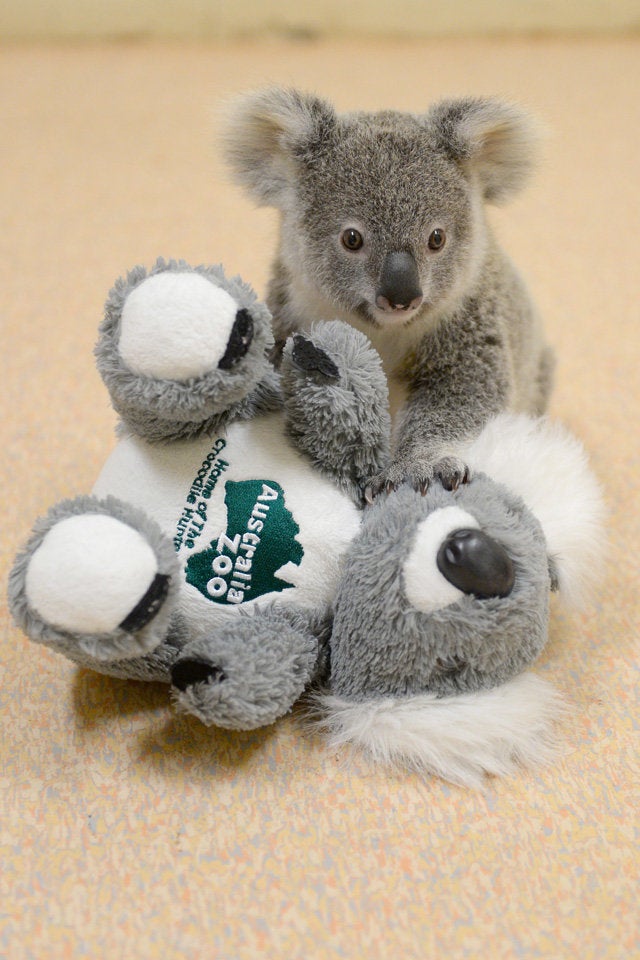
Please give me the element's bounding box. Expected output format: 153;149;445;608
185;479;304;605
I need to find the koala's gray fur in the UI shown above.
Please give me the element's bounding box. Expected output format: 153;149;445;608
224;88;554;493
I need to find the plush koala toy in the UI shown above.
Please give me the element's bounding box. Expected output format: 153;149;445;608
9;260;603;786
224;88;553;498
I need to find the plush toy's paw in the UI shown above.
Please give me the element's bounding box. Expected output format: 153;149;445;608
281;322;391;497
9;496;180;665
365;456;471;501
290;335;340;380
97;260;276;442
170;607;318;730
116;269;253;382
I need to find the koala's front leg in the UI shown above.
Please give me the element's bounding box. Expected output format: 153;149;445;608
368;317;511;496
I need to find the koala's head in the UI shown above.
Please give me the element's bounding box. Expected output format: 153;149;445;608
224;88;539;328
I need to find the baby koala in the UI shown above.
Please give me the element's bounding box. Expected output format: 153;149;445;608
224;87;553;495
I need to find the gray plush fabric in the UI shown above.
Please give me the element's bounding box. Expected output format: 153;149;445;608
280;321;391;503
329;475;551;700
96;258;281;444
171;604;321;729
8;494;181;672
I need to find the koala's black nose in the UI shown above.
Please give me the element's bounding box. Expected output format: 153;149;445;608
218;308;254;370
376;252;423;313
437;528;515;599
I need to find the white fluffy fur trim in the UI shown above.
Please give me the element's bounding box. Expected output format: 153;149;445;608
315;673;565;788
459;414;606;607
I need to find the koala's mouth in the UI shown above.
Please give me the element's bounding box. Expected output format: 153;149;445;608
356;299;424;329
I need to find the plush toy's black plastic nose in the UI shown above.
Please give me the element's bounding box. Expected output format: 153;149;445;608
218;308;254;369
171;659;226;692
437;528;515;599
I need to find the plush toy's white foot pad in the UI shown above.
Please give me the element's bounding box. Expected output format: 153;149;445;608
25;514;159;634
118;272;239;381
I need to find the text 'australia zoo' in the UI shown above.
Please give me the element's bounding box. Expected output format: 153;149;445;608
185;479;304;606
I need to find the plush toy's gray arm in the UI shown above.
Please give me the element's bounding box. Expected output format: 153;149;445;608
280;322;391;504
96;258;281;444
8;494;184;677
108;367;283;444
170;603;331;730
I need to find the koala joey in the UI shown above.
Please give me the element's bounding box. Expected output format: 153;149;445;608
224;88;554;496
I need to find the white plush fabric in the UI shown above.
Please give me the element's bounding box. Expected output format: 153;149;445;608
455;414;606;606
402;506;479;614
93;413;362;630
315;672;565;788
25;515;158;634
118;271;239;381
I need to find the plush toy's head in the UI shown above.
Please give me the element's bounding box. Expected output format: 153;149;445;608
330;476;550;702
318;414;605;785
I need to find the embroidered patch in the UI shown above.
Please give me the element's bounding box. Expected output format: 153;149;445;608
185;479;304;605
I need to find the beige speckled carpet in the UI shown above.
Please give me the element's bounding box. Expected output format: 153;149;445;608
1;37;638;960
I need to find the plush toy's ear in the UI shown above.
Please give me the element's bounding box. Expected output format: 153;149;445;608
427;97;540;204
223;87;336;206
460;414;606;607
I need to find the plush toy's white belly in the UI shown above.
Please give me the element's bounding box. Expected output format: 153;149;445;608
92;414;361;629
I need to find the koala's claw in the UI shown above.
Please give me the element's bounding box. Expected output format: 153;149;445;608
365;457;471;501
291;335;340;380
433;457;471;492
362;478;396;504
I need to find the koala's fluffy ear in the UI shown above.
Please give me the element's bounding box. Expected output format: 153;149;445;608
222;87;336;206
428;97;540;204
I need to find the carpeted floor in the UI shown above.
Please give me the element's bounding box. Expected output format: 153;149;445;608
1;36;638;959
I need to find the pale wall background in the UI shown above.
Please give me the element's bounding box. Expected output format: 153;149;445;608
2;0;640;39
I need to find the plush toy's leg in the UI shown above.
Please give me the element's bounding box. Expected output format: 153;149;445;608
8;495;181;677
280;321;391;503
96;259;280;443
170;605;324;730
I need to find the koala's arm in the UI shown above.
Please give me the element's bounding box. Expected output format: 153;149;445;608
373;305;512;493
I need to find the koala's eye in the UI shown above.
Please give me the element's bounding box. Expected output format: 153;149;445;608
428;228;446;251
341;228;364;252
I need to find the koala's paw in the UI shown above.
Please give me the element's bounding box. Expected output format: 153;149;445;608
364;456;471;502
432;456;472;492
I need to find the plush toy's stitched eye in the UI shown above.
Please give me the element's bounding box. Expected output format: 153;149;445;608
428;228;446;251
341;228;364;251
